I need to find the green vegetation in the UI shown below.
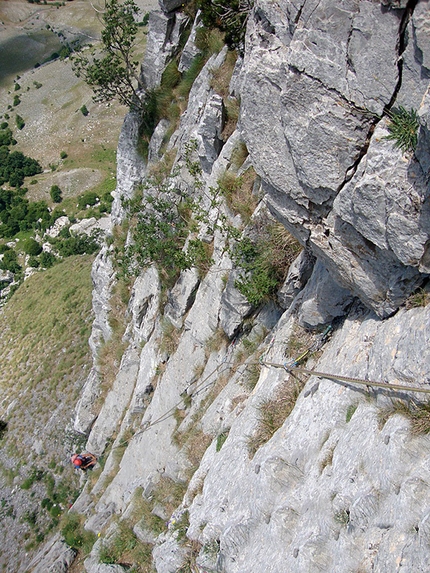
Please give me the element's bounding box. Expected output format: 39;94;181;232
80;104;89;116
385;106;419;153
23;237;42;256
72;0;142;109
15;115;25;130
345;404;358;423
218;167;257;226
118;142;213;288
0;146;42;187
99;520;153;571
231;221;301;307
406;286;429;308
216;431;229;452
198;0;254;50
138;27;228;158
60;512;96;554
50;184;62;203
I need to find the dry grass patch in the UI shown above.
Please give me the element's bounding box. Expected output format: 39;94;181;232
210;50;238;98
218;167;258;226
378;399;430;435
97;279;131;404
160;318;182;356
247;378;305;458
405;287;430;309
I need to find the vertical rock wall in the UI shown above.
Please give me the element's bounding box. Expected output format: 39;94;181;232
61;3;430;573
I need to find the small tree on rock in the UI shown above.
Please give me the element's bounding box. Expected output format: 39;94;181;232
72;0;142;109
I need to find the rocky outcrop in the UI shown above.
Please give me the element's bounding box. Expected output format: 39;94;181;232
40;2;430;573
111;111;147;224
239;0;430;317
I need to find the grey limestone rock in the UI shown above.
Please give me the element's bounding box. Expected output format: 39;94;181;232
124;266;161;343
164;267;200;328
148;119;170;164
140;11;188;91
239;0;430;316
86;344;141;455
152;537;187;573
27;534;76;573
111;111;146;224
277;249;315;310
219;271;253;339
297;259;355;328
158;0;184;14
333;119;430;269
178;10;203;72
396;1;430;109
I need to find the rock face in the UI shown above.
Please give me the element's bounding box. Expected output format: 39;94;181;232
239;0;430;317
27;2;430;573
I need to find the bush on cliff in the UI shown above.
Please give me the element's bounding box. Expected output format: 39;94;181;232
385;107;419;153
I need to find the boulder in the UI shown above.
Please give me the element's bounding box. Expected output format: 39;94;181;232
158;0;184;14
219;271;253;339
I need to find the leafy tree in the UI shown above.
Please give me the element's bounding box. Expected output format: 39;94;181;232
39;251;57;268
50;184;63;203
72;0;142;109
0;249;21;273
23;238;42;256
77;190;98;209
0;128;13;147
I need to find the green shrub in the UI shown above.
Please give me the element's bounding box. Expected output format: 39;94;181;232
231;222;301;307
345;404;358;423
77;191;98;209
80;104;89;116
61;512;96;553
216;431;229;452
0;249;21;273
39;251;57;268
50;185;63;203
15;115;25;130
13;95;21;107
0;122;8;129
55;233;100;257
28;256;40;268
197;0;253;50
60;151;68;159
23;238;42;256
14;83;21;91
385;106;419;153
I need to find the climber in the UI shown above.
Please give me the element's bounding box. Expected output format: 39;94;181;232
70;452;97;471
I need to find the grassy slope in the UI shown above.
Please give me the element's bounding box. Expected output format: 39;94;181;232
0;255;94;571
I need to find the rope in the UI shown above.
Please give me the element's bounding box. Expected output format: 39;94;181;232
132;324;430;441
258;360;430;395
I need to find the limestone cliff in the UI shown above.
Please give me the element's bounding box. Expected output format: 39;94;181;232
33;1;430;572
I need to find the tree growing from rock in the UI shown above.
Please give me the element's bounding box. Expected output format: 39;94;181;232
72;0;142;109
